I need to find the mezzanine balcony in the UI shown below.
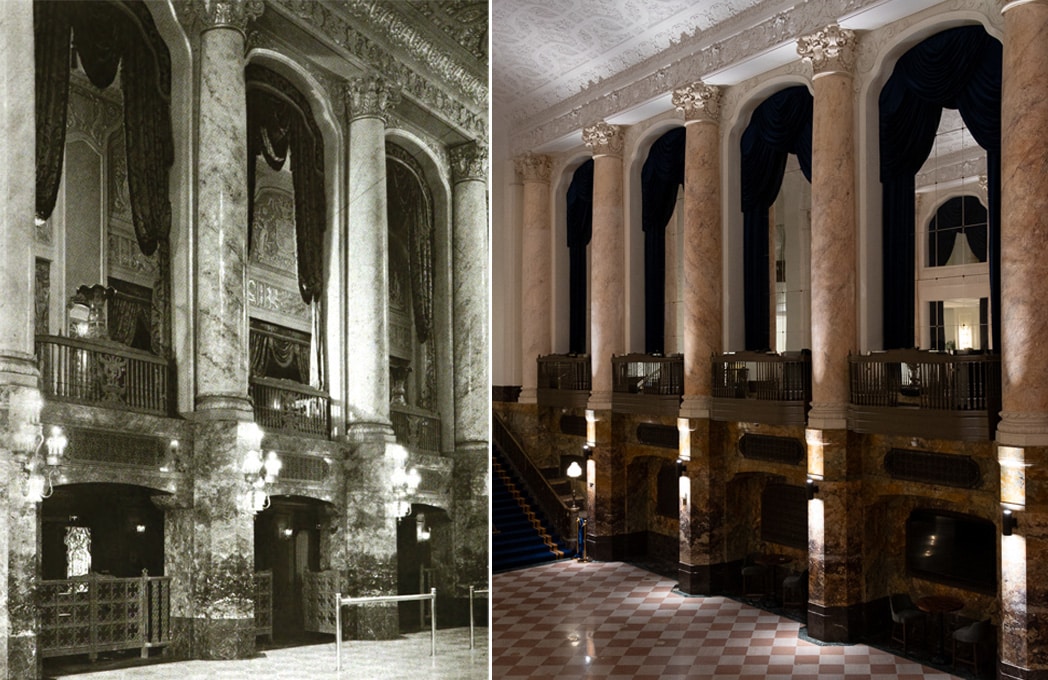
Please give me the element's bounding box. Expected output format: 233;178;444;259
612;353;683;416
711;351;811;426
536;354;591;409
849;349;1000;441
249;376;331;439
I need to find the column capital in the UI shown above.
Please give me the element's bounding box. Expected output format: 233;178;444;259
191;0;264;35
672;82;722;123
449;140;488;184
343;75;401;123
1002;0;1048;13
514;152;551;183
582;121;624;158
797;24;858;77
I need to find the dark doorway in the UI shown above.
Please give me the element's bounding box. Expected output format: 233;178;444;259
397;504;450;632
254;495;325;642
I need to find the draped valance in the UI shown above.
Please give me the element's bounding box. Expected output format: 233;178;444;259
739;86;813;351
879;24;1001;350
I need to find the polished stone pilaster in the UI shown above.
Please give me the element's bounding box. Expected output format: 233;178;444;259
998;2;1048;678
192;0;262;418
0;3;44;676
515;153;552;405
677;418;729;595
343;76;399;430
582;122;625;411
584;412;627;561
449;141;490;597
798;25;862;643
673;82;722;419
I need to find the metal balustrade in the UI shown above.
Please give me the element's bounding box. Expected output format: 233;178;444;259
36;335;171;416
250;376;331;439
711;351;812;402
537;354;592;391
612;354;683;395
391;405;442;453
39;572;171;660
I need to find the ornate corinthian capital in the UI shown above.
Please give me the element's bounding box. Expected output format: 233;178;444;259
193;0;264;34
343;75;401;122
672;82;722;123
582;121;624;158
450;141;488;183
797;24;857;76
514;153;551;183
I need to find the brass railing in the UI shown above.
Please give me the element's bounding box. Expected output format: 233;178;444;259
850;350;1000;411
537;354;591;391
712;351;812;402
39;572;171;660
250;377;331;439
36;335;171;416
391;405;442;454
254;570;273;640
612;354;683;395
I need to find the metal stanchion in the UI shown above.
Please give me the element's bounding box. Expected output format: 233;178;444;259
469;584;489;649
334;589;438;671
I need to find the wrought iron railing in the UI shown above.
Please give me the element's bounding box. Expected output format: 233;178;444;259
537;354;591;391
391;405;442;454
36;335;171;416
250;376;331;439
712;351;812;402
849;349;1000;411
612;354;683;395
39;572;171;660
254;570;273;640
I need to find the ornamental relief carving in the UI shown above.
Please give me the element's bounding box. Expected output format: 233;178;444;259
247;276;310;322
67;76;122;148
449;141;487;183
251;189;298;275
108;231;158;280
108;132;132;222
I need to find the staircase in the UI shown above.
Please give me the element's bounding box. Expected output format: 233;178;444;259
492;445;574;572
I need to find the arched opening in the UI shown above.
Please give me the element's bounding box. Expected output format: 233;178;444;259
565;159;593;355
396;503;452;631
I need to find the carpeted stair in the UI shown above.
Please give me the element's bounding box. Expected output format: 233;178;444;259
492;447;573;572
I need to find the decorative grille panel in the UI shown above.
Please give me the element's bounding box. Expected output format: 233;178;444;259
760;483;808;549
559;414;586;437
65;428;167;467
279;453;329;482
739;434;804;465
636;423;678;449
884;448;982;489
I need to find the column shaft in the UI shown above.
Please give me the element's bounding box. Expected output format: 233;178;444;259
516;154;552;404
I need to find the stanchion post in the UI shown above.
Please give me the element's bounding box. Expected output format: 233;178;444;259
469;585;475;649
430;587;437;656
335;592;342;671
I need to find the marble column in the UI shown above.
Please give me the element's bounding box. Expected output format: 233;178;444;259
798;24;862;643
998;2;1048;678
448;140;489;594
515;153;552;404
581;122;627;560
0;3;45;677
339;75;401;639
186;0;263;660
672;83;727;594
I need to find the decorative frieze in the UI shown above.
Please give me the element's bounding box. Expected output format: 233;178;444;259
191;0;264;34
672;82;722;123
582;121;624;158
250;189;297;274
513;153;551;183
247;276;310;322
797;24;858;76
67;76;122;147
343;75;401;122
449;140;487;183
109;231;158;279
35;259;50;335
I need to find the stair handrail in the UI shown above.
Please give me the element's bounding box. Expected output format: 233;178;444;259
492;410;574;544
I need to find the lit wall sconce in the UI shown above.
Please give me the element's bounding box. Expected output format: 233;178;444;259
566;461;582;510
416;513;431;542
241;424;281;513
135;524;147;534
1003;508;1018;536
806;477;820;500
281;527;294;540
160;439;179;473
582;444;593;460
676;459;687;478
389;444;421;517
24;425;68;503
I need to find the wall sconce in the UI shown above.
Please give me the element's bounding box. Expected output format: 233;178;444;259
389;444;421;517
241;424;281;513
135;524;147;534
676;459;687;478
160;439;179;473
1003;508;1018;536
582;444;593;460
566;461;582;510
416;512;431;542
281;527;294;540
24;425;68;503
806;477;820;500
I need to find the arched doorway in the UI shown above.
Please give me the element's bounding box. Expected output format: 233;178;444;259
396;503;451;631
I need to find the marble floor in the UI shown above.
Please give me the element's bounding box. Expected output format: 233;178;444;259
46;628;489;680
493;560;971;680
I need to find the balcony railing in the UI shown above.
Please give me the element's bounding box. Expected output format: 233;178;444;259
711;351;811;426
39;572;171;660
36;335;171;416
391;405;442;454
849;349;1001;441
611;354;683;415
250;376;331;439
536;354;591;409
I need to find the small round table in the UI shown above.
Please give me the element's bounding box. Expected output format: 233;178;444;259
917;595;964;664
755;554;792;604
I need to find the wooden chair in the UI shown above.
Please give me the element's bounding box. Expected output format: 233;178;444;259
889;593;926;654
782;568;808;609
740;553;769;598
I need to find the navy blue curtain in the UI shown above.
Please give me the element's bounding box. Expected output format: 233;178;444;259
566;159;594;354
740;86;813;351
641;127;686;354
879;25;1000;350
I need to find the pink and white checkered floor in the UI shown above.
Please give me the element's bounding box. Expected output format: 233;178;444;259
493;560;964;680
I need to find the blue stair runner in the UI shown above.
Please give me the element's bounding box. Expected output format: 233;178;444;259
492;446;573;572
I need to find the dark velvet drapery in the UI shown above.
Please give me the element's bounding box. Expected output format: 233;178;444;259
566;159;594;355
879;25;1001;350
386;153;435;345
740;86;812;351
641;127;685;354
246;64;328;307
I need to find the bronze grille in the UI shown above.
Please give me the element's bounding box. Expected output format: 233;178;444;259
739;434;804;465
884;448;981;489
636;423;678;449
560;414;587;437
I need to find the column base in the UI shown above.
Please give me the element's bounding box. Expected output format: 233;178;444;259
7;632;39;680
806;601;864;644
677;562;730;596
1000;661;1048;680
194;616;256;660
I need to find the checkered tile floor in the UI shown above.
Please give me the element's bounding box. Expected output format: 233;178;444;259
493;560;962;680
